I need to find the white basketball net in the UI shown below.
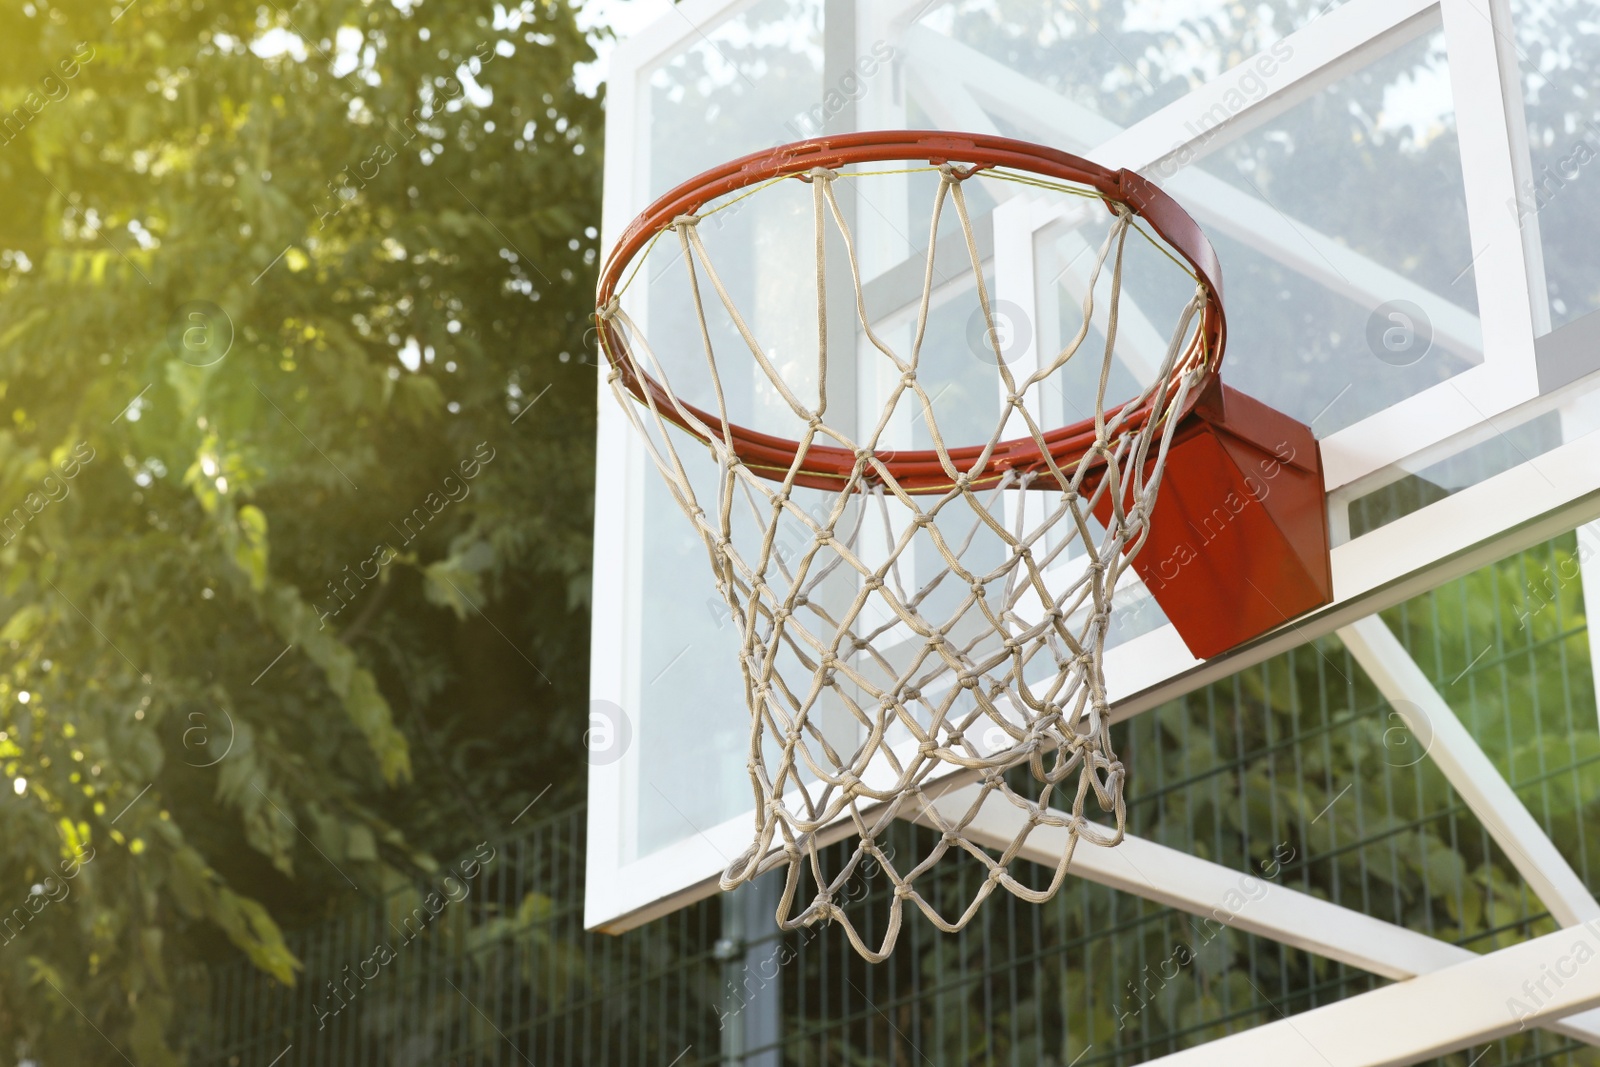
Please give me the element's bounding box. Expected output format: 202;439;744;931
600;162;1209;961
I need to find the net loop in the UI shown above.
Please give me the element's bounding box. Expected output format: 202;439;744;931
605;153;1209;962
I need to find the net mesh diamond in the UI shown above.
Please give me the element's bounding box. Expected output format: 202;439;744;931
599;162;1208;960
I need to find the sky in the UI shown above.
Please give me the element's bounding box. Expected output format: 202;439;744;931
576;0;676;95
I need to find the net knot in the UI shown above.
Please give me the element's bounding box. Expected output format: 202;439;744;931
797;165;837;185
938;162;976;183
671;213;700;229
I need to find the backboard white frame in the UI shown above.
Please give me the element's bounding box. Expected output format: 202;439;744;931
589;5;1600;1056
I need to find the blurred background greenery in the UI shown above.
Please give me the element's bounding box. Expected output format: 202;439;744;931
0;0;601;1059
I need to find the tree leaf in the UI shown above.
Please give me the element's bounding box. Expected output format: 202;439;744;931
0;603;45;642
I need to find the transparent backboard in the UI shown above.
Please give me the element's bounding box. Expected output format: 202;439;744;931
587;0;1600;931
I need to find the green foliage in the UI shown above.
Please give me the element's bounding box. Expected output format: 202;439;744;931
752;535;1598;1067
0;0;601;1058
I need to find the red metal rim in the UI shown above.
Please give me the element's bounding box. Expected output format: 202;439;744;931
596;130;1227;494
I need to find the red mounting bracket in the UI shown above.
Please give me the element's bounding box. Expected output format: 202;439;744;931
1094;380;1332;660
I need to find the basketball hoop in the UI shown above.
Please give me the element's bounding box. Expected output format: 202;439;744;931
595;131;1328;960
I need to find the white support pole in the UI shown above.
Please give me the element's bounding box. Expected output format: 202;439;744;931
1577;522;1600;732
898;16;1518;490
586;1;649;932
1091;0;1441;173
1556;399;1600;735
1483;0;1552;337
913;784;1600;1045
1441;0;1542;394
1137;920;1600;1066
1339;615;1600;927
916;785;1463;979
1166;170;1483;364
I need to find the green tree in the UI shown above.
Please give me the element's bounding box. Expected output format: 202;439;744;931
0;0;600;1059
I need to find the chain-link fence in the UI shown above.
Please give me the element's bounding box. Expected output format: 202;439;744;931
201;533;1600;1067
